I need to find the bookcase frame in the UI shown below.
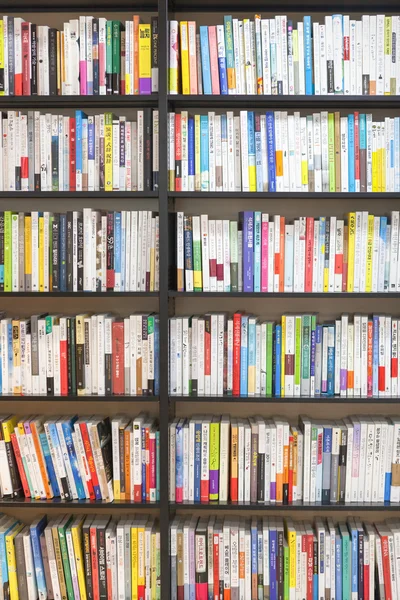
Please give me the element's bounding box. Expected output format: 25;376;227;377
1;0;400;597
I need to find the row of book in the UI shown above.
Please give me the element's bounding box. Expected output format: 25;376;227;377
0;413;159;502
169;15;400;96
0;109;158;192
176;210;400;293
0;209;159;293
168;110;400;193
170;515;397;600
0;513;160;600
169;312;400;398
0;313;159;397
0;16;158;96
169;414;400;505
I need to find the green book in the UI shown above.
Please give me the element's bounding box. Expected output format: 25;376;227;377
266;322;274;397
283;539;289;600
57;515;74;600
106;20;113;93
339;521;351;600
4;211;12;292
328;113;335;192
112;21;121;94
295;316;302;395
301;315;311;396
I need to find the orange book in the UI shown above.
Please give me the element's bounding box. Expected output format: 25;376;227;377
276;149;283;179
124;426;131;501
133;15;141;95
279;216;285;292
29;418;53;499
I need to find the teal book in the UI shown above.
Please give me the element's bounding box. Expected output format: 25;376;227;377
200;115;209;191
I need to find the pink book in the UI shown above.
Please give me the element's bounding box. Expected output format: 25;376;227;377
188;21;197;95
261;215;269;292
207;26;220;95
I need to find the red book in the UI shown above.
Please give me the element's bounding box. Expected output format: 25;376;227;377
279;216;285;292
232;312;242;396
213;531;220;600
69;118;76;191
21;22;31;96
305;217;314;292
10;432;30;497
379;366;386;393
175;113;182;191
112;321;124;395
288;434;294;503
379;530;393;600
80;422;101;500
60;322;68;396
364;560;370;600
208;26;220;95
354;112;360;190
90;522;100;600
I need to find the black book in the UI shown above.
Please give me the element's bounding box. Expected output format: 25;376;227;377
105;317;113;396
52;214;60;291
257;424;265;503
66;211;73;291
93;18;99;95
97;518;110;600
7;17;14;96
77;215;84;291
143;108;152;191
48;28;57;95
83;516;94;600
5;431;23;497
357;520;364;600
31;25;38;95
95;417;113;499
76;315;85;393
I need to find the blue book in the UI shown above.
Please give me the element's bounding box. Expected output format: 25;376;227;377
240;315;249;396
114;212;121;290
373;315;379;396
322;425;332;503
194;420;201;502
188;118;195;184
239;211;254;292
30;516;47;599
254;212;261;292
175;420;184;500
199;26;212;95
274;325;282;397
61;417;86;500
154;315;159;395
75;110;85;188
284;224;294;291
335;528;342;600
348;114;355;192
247;112;256;191
39;431;60;497
269;522;277;600
217;40;228;95
315;325;323;395
303;16;313;94
327;325;335;396
266;112;276;192
248;318;256;385
51;126;59;191
350;520;358;598
200;115;209;191
59;214;67;291
47;420;73;500
251;521;258;592
255;117;263;192
120;213;126;291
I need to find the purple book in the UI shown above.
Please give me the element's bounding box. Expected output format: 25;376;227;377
240;211;254;292
139;77;151;95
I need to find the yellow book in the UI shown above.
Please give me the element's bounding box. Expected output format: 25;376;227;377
281;315;286;397
2;415;17;443
209;418;220;500
194;115;201;191
138;24;151;93
365;215;374;292
137;516;147;598
71;516;87;600
384;17;392;95
0;20;4;96
347;212;356;292
285;520;296;592
372;124;378;192
24;216;32;289
104;113;113;191
131;520;138;600
12;320;21;394
180;22;190;95
6;521;24;600
301;146;308;187
39;215;44;291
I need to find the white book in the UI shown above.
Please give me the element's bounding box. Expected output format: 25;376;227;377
321;111;329;191
197;318;205;395
238;21;246;96
335;220;344;291
325;16;334;94
214;114;222;192
364;418;375;503
344;17;351;94
390;211;399;291
261;19;271;95
240;111;249;191
370;16;377;94
208;111;215;192
371;418;382;501
355;20;363;95
215;220;223;293
300;116;308;191
274;112;283;191
319;24;327;95
227;112;235;192
294;112;302;191
344;417;354;503
362;15;370;95
340;117;349;191
219;415;230;502
313;22;321;95
377;15;385;95
332;15;343;93
328;216;336;292
208;220;216;292
297;22;305;95
232;19;241;95
268;222;274;292
313;113;322;191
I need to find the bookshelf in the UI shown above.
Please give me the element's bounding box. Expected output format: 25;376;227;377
0;0;400;597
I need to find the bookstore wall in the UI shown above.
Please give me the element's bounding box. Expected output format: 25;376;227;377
2;0;400;599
